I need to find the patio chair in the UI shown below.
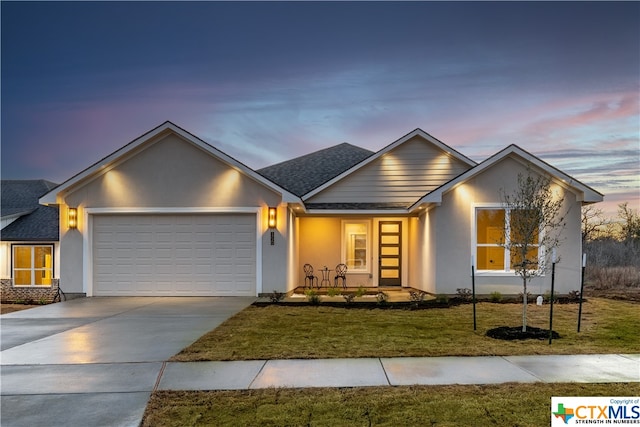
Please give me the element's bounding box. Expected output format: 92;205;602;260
334;263;347;289
303;264;319;289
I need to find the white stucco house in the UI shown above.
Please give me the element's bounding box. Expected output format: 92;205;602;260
26;121;602;298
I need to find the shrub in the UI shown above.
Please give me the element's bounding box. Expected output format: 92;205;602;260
435;294;449;304
456;288;473;302
376;291;389;306
305;289;321;305
342;293;355;304
543;290;558;303
355;286;367;297
409;290;427;306
326;287;340;297
518;291;532;303
567;290;581;302
490;291;503;303
268;290;285;303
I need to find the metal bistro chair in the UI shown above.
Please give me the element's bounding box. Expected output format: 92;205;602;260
303;264;319;289
334;263;347;289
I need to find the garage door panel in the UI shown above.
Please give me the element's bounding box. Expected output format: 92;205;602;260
93;214;256;296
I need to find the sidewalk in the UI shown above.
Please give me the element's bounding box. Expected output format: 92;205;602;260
156;354;640;391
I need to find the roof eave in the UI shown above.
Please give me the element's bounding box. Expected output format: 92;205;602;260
302;128;477;201
304;209;410;215
38;121;302;205
410;144;605;209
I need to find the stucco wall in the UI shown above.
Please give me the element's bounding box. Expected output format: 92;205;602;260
297;217;373;288
261;204;289;294
432;157;584;295
410;210;437;293
57;133;284;295
64;134;281;208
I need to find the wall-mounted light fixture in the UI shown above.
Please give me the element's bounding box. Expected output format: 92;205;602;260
268;207;277;229
68;207;78;230
268;207;277;246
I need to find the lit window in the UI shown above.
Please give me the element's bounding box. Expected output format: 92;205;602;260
342;221;369;272
12;245;53;286
475;208;539;272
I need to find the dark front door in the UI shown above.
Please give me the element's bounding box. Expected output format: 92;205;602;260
379;221;402;286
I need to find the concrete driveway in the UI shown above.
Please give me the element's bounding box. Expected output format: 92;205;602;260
0;296;255;427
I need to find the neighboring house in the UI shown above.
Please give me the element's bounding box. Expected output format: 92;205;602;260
1;180;60;302
37;121;602;298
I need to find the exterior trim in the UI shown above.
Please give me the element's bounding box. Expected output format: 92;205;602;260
470;202;546;277
302;128;477;201
411;144;604;211
10;243;56;287
304;209;411;216
40;121;301;205
83;207;262;297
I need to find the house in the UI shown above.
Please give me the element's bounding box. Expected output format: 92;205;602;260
1;180;61;302
30;121;601;298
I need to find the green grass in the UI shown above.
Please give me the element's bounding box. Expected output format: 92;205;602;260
171;298;640;361
142;383;639;427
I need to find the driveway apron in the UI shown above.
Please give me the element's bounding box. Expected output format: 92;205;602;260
0;296;254;427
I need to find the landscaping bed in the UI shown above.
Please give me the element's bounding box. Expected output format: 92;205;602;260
487;325;560;340
0;303;40;315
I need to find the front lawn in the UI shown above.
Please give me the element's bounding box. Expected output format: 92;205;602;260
142;382;639;427
172;298;639;361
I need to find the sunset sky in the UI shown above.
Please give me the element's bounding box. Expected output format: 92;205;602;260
2;1;638;215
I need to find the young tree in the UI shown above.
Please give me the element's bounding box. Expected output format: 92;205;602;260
500;169;568;332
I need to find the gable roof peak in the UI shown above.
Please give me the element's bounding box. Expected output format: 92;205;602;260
301;127;477;200
411;142;603;210
39;121;302;205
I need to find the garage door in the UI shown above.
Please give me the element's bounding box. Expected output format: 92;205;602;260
92;214;256;296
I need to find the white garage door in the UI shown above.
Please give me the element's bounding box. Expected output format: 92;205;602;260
92;214;256;296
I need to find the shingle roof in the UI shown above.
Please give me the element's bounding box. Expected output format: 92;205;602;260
1;180;59;241
257;143;374;196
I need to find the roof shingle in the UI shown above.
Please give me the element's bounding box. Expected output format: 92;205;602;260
1;180;59;241
257;143;373;196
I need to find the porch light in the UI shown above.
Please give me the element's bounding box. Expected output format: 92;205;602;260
68;207;78;229
268;207;277;229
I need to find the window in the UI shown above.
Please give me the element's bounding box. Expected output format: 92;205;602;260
12;245;53;286
342;221;369;272
475;208;539;272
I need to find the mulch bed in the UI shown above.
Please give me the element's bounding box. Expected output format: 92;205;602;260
486;326;560;340
253;300;454;309
0;304;40;314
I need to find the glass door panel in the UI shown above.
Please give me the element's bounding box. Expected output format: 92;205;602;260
379;221;402;286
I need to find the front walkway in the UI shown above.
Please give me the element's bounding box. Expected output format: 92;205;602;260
157;354;640;390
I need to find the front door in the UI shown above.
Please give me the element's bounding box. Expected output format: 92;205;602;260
379;221;402;286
